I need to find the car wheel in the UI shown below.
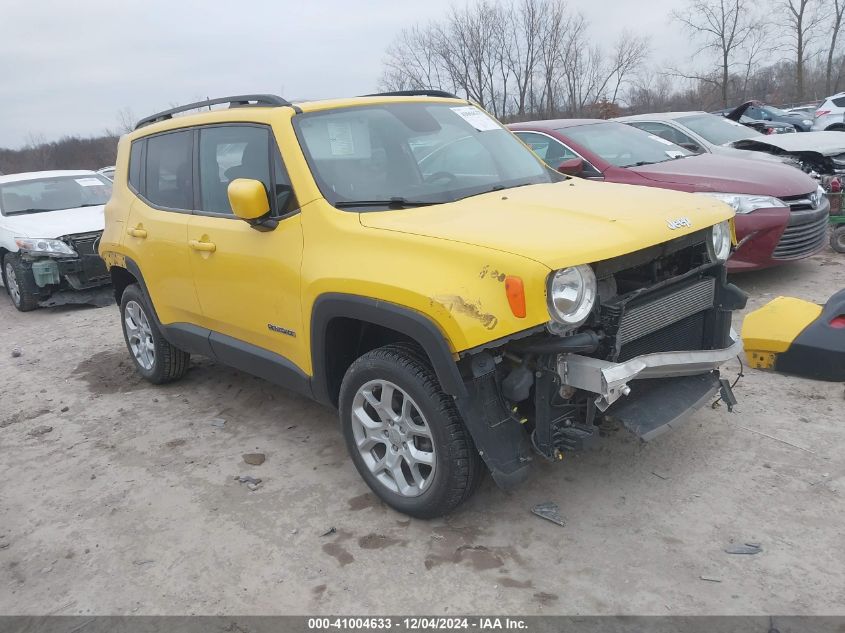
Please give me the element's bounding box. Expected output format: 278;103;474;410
339;343;485;519
120;284;190;384
3;253;39;312
831;226;845;253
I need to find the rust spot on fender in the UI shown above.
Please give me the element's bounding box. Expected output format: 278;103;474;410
434;295;498;330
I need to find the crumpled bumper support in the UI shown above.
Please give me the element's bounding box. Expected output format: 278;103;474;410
557;332;744;411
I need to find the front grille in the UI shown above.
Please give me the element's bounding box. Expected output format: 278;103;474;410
781;191;820;212
616;278;715;346
66;232;108;283
618;311;706;361
773;213;828;259
67;233;100;256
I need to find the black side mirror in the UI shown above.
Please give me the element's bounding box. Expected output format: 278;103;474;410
557;157;584;176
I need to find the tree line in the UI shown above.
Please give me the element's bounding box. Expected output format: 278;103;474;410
380;0;845;118
0;133;118;175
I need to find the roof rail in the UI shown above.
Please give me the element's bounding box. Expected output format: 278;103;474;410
135;94;292;130
364;90;462;100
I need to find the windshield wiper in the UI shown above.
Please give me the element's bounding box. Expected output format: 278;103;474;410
458;182;535;201
334;197;436;209
625;161;656;167
6;208;54;215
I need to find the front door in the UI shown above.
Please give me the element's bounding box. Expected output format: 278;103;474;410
187;124;306;372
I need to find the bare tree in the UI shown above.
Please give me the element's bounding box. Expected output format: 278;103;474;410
783;0;824;100
825;0;845;93
671;0;758;107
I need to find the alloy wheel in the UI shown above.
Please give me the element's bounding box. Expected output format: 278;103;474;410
4;262;20;306
124;300;155;370
350;379;436;497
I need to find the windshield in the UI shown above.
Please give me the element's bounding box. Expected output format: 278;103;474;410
559;121;690;167
293;102;557;208
0;175;112;216
676;114;758;145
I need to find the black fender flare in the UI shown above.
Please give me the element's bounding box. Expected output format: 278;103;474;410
310;293;467;406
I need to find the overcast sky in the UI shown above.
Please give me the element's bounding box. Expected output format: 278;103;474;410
0;0;689;149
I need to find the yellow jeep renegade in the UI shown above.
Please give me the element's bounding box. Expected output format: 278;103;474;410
100;92;746;517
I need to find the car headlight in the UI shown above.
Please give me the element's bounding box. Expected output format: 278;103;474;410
700;192;786;214
547;265;597;331
707;221;732;263
802;119;812;126
14;237;76;256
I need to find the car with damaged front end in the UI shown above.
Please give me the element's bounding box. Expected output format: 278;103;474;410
99;92;746;518
1;170;112;311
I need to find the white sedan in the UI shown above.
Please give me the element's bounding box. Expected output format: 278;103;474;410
0;170;112;311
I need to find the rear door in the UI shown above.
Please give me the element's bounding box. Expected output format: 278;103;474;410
124;130;202;325
186;123;306;371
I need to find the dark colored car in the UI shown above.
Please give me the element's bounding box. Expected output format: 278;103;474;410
725;101;813;132
509;119;829;271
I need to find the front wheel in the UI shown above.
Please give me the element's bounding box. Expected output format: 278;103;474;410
338;344;484;518
3;253;39;312
831;225;845;253
119;284;190;384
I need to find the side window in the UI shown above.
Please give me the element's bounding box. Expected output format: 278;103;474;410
128;140;143;193
144;131;193;210
630;122;694;146
198;125;271;215
515;132;576;165
832;97;845;107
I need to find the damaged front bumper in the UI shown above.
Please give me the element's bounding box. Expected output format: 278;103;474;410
557;331;744;411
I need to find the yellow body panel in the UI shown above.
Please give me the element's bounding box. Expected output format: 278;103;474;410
741;297;822;359
100;97;735;379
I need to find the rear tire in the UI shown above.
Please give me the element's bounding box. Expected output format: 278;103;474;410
3;253;39;312
831;225;845;253
119;284;190;384
338;344;484;518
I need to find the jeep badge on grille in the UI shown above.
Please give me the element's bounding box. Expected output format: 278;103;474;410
667;217;692;230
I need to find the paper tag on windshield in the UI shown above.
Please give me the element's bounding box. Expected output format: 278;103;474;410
648;134;675;146
75;177;103;187
451;106;500;131
327;121;355;156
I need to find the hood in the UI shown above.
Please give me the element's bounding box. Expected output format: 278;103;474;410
359;179;733;270
1;205;105;239
630;154;816;196
732;131;845;157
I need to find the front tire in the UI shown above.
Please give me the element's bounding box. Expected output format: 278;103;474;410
119;284;190;384
3;253;39;312
831;225;845;253
338;344;484;518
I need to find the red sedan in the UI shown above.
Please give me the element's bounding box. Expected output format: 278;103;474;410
509;120;829;271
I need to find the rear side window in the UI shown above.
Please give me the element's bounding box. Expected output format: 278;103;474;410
198;125;271;215
832;97;845;107
128;140;143;192
144;131;193;210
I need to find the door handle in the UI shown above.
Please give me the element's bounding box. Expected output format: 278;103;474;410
127;227;147;239
189;239;216;253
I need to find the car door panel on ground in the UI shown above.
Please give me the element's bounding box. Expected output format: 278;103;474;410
187;124;306;371
125;130;202;324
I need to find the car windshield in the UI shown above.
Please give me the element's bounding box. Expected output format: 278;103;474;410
677;114;759;145
0;175;112;216
559;121;690;167
293;102;558;208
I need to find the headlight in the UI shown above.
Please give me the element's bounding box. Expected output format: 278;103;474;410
14;237;76;256
802;119;812;126
547;265;597;330
700;192;786;214
707;221;731;263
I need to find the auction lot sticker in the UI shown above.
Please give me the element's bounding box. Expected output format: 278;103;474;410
451;106;501;131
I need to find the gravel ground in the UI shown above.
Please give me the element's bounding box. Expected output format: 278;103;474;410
0;246;842;616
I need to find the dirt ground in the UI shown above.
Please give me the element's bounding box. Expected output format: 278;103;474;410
0;246;842;617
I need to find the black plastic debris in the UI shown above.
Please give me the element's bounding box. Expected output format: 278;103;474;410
531;502;565;527
725;542;762;555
